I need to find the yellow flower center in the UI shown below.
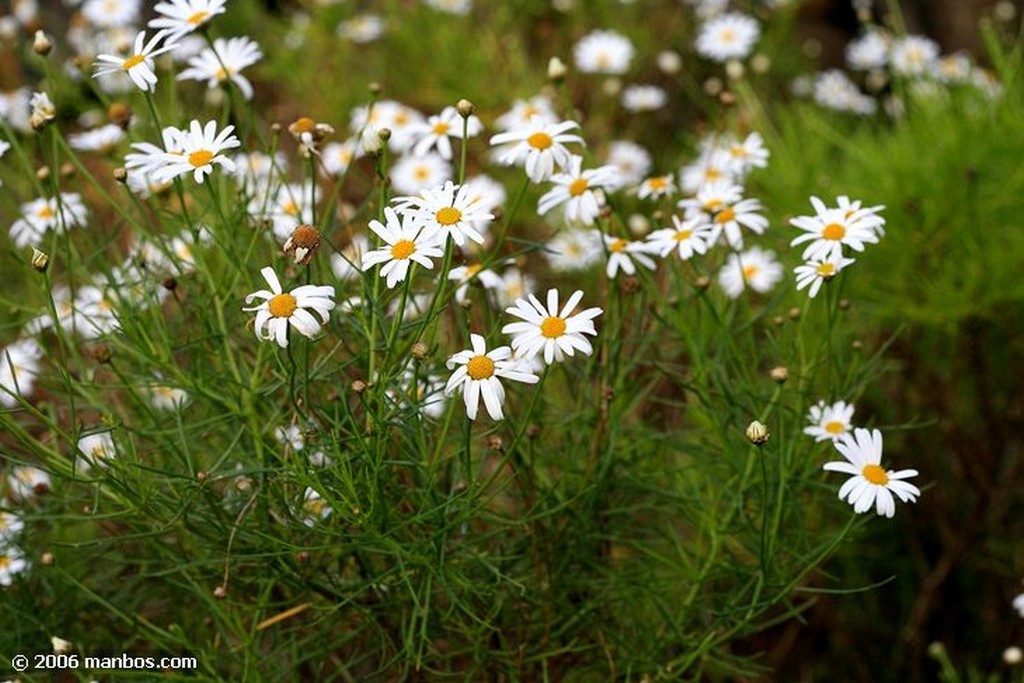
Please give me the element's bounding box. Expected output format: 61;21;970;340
465;264;483;278
282;200;299;216
37;206;55;219
432;121;450;135
597;52;611;69
268;293;298;318
390;239;416;260
305;498;326;515
609;238;628;253
824;420;845;434
720;28;736;44
188;150;214;167
704;198;723;211
435;207;462;226
705;168;721;181
91;446;106;459
715;207;736;224
122;54;145;70
0;556;9;570
522;104;539;119
466;354;495;380
540;316;567;338
816;262;837;277
862;464;889;486
730;145;747;158
822;223;846;241
568;178;589;197
673;229;692;241
214;67;230;81
742;265;759;281
527;132;553;150
413;166;430;181
292;117;316;134
394;111;410;125
187;10;210;24
647;177;669;190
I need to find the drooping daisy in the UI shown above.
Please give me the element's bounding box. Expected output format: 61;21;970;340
444;333;539;421
789;195;884;261
573;29;635;75
406;105;482;160
621;84;668;112
151;119;240;184
177;36;263;100
537;155;621;226
603;234;657;279
361;207;444;288
502;289;603;364
149;0;227;38
76;431;118;473
93;30;177;92
696;12;760;63
823;428;921;518
645;214;715;260
605;140;652;187
794;255;855;298
9;193;89;248
489;119;584;183
243;267;336;348
390;152;451;195
717;246;782;298
68;124;126;153
394;180;494;247
0;338;43;408
804;400;856;442
545;228;603;272
636;174;677;200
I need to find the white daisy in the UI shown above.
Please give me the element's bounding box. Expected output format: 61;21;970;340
846;30;890;71
722;132;770;177
823;428;921;518
679;148;735;193
243;267;336;348
320;139;359;177
537;155;620;226
794;255;855;298
151;119;240;184
1013;594;1024;618
789;195;884;261
573;29;634;75
0;338;43;408
68;124;126;153
406;105;482;160
81;0;140;27
644;214;714;260
444;333;539;421
636;174;677;200
491;267;536;309
8;465;51;500
717;246;783;298
394;180;494;247
337;13;386;44
890;35;939;77
696;12;760;63
249;182;315;243
9;193;89;248
361;206;444;289
76;431;118;473
813;70;877;115
804;400;856;442
125;126;185;174
448;262;503;304
389;153;451;195
544;228;603;272
603;234;656;279
494;95;557;132
298;486;331;526
93;30;177;92
605;140;651;187
177;36;263;100
232;150;285;195
489;119;584;183
330;233;370;282
0;546;28;586
621;84;667;112
502;289;602;364
148;384;190;410
149;0;227;38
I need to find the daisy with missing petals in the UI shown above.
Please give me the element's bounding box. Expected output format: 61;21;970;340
823;428;920;518
794;255;855;298
537;155;621;226
603;234;656;279
718;246;782;299
445;334;539;421
503;289;603;364
150;0;227;38
243;267;336;348
151;119;240;184
94;30;177;92
645;214;714;260
696;12;761;63
395;180;494;247
177;36;263;99
361;207;444;288
804;400;856;442
789;195;883;262
489;119;584;183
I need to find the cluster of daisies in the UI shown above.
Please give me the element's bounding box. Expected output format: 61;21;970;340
804;400;920;517
0;465;51;587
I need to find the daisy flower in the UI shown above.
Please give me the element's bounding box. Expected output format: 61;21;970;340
804;400;856;442
93;30;178;92
76;431;118;473
249;182;315;243
846;30;890;71
621;84;667;112
502;289;602;364
81;0;141;28
8;466;51;500
151;119;240;184
390;153;451;195
321;139;359;177
444;333;539;421
0;511;23;544
29;92;56;123
537;155;620;226
9;193;89;248
406;105;482;160
68;124;126;153
243;267;336;348
603;234;656;279
394;180;494;247
489;119;584;183
298;487;331;526
491;267;536;309
645;214;714;260
637;174;677;200
0;338;43;408
836;195;887;237
425;0;472;15
812;70;877;115
789;195;884;261
573;29;634;75
890;35;939;77
722;132;770;176
337;14;386;44
679;149;734;193
177;36;263;100
330;233;370;282
149;0;227;38
545;228;603;272
696;12;760;63
494;95;557;132
448;262;503;304
125;126;185;174
794;255;855;298
0;546;28;586
605;140;651;187
717;246;783;298
823;428;921;518
148;384;190;410
361;207;444;288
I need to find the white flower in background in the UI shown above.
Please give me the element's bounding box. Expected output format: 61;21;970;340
243;267;336;348
537;155;620;226
1013;594;1024;618
690;187;768;249
9;194;89;248
846;30;890;71
823;428;920;518
177;36;263;99
933;52;973;84
637;174;677;200
151;119;240;184
390;369;447;419
29;91;55;122
721;132;770;176
337;13;386;43
445;334;539;421
8;465;51;500
125;126;185;174
789;195;884;261
491;267;536;309
73;283;121;338
494;95;557;131
350;99;424;153
330;233;370;282
425;0;471;14
812;70;877;115
361;207;444;288
545;228;603;272
390;153;451;195
0;88;30;132
679;148;734;193
890;35;940;77
150;0;227;38
717;246;782;298
605;140;651;187
81;0;140;28
76;432;118;473
574;29;635;74
0;139;10;159
503;289;602;365
448;262;503;304
249;182;314;243
0;338;43;408
489;119;584;183
321;139;359;177
621;84;667;112
696;12;760;62
395;180;494;247
406;105;483;160
232;150;285;196
0;546;28;586
148;383;190;410
298;487;331;526
645;214;714;260
68;124;126;153
804;400;856;442
794;255;855;298
93;30;177;92
603;234;656;279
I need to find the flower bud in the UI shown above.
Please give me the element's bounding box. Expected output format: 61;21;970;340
411;342;428;361
31;248;49;272
1004;646;1023;666
547;57;567;82
745;420;770;445
456;99;475;117
51;636;72;654
769;366;789;383
33;30;53;56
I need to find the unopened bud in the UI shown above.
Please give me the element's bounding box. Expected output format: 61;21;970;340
657;50;682;75
411;342;428;361
745;420;770;445
719;91;737;106
1004;646;1023;665
788;306;802;320
51;636;72;654
108;102;132;128
36;165;50;182
725;59;745;80
769;366;789;383
694;276;711;291
487;435;503;450
351;379;367;394
361;126;384;155
90;343;113;364
60;162;76;179
838;298;850;310
547;57;567;82
270;122;283;135
113;167;128;183
456;99;475;117
41;552;55;566
31;248;49;272
33;30;53;56
368;81;382;95
213;585;227;599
